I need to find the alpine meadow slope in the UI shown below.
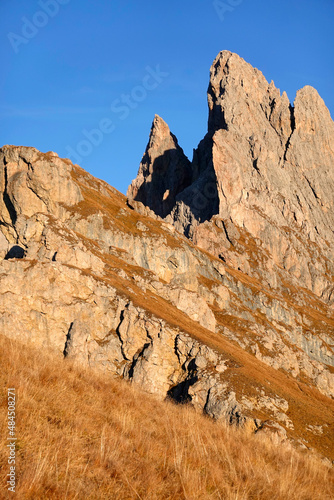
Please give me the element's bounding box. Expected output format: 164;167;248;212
1;334;333;499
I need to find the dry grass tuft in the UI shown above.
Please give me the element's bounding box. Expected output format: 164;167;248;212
0;335;333;499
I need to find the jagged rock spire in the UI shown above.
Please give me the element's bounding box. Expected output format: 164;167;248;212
127;114;192;218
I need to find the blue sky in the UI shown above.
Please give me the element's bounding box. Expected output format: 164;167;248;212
1;0;333;194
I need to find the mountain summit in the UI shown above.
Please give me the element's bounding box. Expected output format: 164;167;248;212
128;49;334;301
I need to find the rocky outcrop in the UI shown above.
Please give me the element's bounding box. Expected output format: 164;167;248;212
1;51;334;460
127;115;192;218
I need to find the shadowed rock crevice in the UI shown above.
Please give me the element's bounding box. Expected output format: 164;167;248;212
207;90;228;134
2;163;17;226
166;164;220;237
63;322;74;358
283;104;296;162
115;306;129;360
127;342;151;379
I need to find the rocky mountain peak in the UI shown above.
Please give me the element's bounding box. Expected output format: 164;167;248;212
207;50;292;140
127;114;192;218
148;114;174;145
128;50;334;302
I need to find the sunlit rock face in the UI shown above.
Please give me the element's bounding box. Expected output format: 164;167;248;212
129;50;334;301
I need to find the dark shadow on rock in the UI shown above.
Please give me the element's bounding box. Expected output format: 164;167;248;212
5;245;25;260
167;375;198;404
175;165;219;223
207;82;229;135
171;132;220;229
133;143;219;227
63;322;74;358
3;165;17;226
133;148;193;218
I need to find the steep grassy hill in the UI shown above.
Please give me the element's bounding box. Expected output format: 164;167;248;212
0;335;333;499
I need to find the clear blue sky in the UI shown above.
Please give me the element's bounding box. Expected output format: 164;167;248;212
1;0;333;194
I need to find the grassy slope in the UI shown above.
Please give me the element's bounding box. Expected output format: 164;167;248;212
0;335;333;500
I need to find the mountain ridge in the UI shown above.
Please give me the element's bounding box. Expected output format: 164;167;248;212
0;50;333;461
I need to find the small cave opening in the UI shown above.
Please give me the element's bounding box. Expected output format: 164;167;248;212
4;245;25;260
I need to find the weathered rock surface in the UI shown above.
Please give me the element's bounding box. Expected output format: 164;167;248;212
1;51;334;460
128;50;334;400
129;52;334;301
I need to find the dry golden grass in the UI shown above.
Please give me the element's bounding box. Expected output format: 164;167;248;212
1;335;333;500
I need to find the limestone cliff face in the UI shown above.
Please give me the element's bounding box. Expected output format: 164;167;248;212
128;52;334;411
1;51;334;460
129;50;334;303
